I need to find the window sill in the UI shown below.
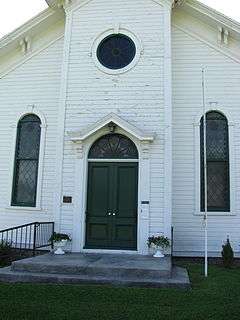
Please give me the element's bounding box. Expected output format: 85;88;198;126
194;211;236;216
5;206;45;213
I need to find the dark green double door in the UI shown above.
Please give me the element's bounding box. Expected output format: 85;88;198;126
85;162;138;250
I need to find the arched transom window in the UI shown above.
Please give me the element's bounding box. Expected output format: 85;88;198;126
88;134;138;160
200;111;230;212
12;114;41;207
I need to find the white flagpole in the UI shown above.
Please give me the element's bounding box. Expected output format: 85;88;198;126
202;68;208;278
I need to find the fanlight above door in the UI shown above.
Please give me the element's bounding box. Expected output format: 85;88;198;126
88;134;138;159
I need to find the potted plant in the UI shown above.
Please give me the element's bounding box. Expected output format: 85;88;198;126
49;232;72;255
147;235;170;258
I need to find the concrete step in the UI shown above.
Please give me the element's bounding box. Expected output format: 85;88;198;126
11;253;172;280
0;266;190;289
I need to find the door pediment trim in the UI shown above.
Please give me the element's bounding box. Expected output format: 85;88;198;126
68;113;155;143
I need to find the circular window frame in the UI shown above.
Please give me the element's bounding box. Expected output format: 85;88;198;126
91;29;142;75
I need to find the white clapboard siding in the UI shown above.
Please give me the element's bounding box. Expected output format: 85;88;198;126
60;0;166;236
0;37;64;229
1;0;240;256
172;26;240;255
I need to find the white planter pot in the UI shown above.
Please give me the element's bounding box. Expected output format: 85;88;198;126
53;240;68;255
153;246;165;258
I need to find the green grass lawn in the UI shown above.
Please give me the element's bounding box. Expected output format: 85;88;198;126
0;262;240;320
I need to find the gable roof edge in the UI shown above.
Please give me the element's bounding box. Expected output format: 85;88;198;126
185;0;240;36
173;23;240;64
0;8;58;51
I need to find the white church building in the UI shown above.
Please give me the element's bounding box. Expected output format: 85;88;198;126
0;0;240;257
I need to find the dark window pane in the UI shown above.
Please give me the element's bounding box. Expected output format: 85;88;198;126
200;112;230;212
201;162;230;212
17;121;41;159
97;34;136;70
89;134;138;159
12;115;41;207
13;160;38;206
20;114;40;122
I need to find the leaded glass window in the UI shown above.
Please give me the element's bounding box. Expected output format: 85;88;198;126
200;111;230;212
97;34;136;70
12;115;41;207
89;134;138;159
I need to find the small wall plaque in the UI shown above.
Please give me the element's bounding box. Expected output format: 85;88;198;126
63;196;72;204
141;201;149;205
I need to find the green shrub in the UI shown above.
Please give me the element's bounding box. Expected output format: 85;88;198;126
147;235;170;249
0;241;12;255
49;232;72;243
221;238;234;268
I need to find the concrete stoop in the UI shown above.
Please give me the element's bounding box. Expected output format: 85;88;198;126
0;253;190;289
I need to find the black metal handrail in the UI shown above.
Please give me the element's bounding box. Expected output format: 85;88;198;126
0;222;54;256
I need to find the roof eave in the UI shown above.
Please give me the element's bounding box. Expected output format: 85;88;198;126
45;0;58;8
0;8;53;49
185;0;240;36
0;7;64;57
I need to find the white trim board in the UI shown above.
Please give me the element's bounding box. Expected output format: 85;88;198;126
68;113;155;143
63;0;174;14
163;4;173;239
173;24;240;64
185;0;240;36
54;9;73;232
0;8;57;50
0;35;64;79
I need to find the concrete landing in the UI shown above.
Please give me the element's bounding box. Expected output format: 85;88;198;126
0;253;190;289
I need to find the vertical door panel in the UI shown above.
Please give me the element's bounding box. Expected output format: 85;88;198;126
85;163;112;248
112;163;138;250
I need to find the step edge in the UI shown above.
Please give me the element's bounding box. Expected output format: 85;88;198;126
0;267;190;289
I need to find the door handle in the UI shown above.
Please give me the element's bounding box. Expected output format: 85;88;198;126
107;212;117;216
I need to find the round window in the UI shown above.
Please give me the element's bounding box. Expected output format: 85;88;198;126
97;34;136;70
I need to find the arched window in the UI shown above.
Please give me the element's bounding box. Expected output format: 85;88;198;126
12;114;41;207
88;134;138;159
200;111;230;212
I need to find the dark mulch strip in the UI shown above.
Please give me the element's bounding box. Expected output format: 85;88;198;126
173;256;240;267
0;250;47;267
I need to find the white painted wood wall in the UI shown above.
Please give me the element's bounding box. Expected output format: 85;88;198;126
0;38;64;228
172;26;240;256
0;0;240;255
59;0;167;246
